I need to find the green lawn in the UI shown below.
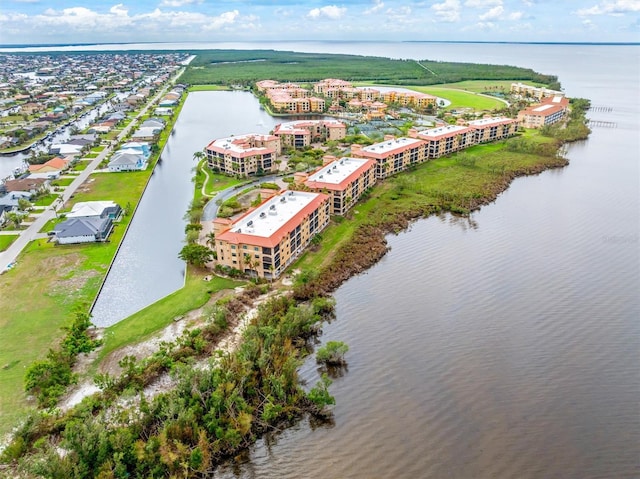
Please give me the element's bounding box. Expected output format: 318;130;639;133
425;80;545;93
90;145;105;152
72;162;89;172
32;194;59;207
0;238;119;436
409;86;506;110
84;153;99;159
0;234;19;252
188;85;231;92
94;271;243;372
51;177;74;187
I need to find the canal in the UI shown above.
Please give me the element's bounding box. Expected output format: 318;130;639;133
90;91;281;327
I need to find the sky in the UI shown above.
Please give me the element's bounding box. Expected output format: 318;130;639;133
0;0;639;45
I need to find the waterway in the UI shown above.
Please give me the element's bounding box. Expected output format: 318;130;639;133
208;44;638;478
0;94;125;179
3;42;638;476
90;91;281;326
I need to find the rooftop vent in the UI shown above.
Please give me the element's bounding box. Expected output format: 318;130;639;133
270;204;276;210
260;212;266;218
247;220;253;227
280;197;286;203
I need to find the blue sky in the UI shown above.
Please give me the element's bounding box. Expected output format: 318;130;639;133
1;0;639;44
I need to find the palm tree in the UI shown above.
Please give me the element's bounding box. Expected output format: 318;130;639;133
205;231;216;249
193;150;205;163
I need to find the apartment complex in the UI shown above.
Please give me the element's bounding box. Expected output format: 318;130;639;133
205;133;280;176
300;157;377;215
410;124;476;158
256;80;325;113
350;117;518;179
510;82;564;100
517;96;570;129
314;78;437;109
467;117;519;143
213;190;330;279
351;136;428;179
273;119;347;149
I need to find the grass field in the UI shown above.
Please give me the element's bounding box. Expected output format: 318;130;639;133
0;234;19;252
93;270;243;373
51;177;75;187
32;193;59;207
408;86;506;111
188;85;232;92
0;171;151;436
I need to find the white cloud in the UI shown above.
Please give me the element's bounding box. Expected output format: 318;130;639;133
577;0;640;16
479;5;504;19
507;11;524;20
431;0;461;22
307;5;347;20
159;0;204;7
365;0;385;14
465;0;502;7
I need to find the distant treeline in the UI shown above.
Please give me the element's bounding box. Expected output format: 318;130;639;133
182;50;560;89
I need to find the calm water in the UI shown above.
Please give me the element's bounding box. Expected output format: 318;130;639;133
5;42;639;477
91;91;280;326
211;43;639;478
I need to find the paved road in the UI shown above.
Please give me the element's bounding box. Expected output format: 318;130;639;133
201;174;283;222
0;74;181;274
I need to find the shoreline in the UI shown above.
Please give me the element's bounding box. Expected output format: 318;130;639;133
293;154;569;300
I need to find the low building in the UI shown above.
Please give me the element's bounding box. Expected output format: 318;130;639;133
467;117;519;143
108;152;148;172
2;177;49;195
301;157;376;215
66;201;121;220
517;96;570;128
205;133;280;177
350;136;428;179
53;216;114;245
28;157;70;174
214;190;330;279
273;120;346;149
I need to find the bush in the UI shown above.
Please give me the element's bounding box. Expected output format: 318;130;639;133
315;341;349;366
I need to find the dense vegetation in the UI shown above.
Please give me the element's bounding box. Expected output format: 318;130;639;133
3;289;337;477
182;50;559;88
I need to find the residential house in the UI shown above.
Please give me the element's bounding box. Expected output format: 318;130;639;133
2;177;49;196
214;190;330;279
28;157;70;174
108;152;147;172
53;216;114;244
67;200;122;220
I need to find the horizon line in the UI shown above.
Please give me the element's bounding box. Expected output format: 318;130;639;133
1;40;639;49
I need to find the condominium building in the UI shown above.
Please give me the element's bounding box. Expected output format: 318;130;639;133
517;96;570;128
467;117;519;143
411;124;476;158
213;190;330;279
510;82;564;100
381;90;437;109
350;136;428;179
256;80;325;113
301;157;377;215
205;133;280;177
273;119;346;149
